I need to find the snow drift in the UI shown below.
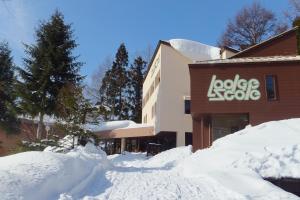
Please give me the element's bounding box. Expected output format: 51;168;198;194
145;145;193;168
177;119;300;199
234;144;300;179
0;143;109;200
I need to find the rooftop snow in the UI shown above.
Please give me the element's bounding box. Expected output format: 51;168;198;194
168;39;220;61
194;55;300;64
85;120;152;132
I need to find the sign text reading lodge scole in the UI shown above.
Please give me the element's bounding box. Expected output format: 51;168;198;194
207;74;261;101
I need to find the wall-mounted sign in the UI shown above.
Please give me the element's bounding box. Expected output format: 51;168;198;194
207;74;261;101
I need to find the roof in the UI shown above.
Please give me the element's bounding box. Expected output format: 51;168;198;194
168;39;220;61
221;46;240;53
193;55;300;65
143;39;221;82
231;27;298;58
94;126;155;139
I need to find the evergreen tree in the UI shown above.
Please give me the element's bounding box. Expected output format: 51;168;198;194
0;41;18;133
18;10;83;139
128;56;147;123
55;84;94;146
98;43;129;120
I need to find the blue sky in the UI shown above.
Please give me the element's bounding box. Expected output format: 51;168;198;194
0;0;291;84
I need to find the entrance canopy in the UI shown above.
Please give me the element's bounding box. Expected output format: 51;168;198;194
88;120;154;139
94;126;154;139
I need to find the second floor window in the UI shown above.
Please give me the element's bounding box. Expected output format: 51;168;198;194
184;100;191;114
265;75;278;101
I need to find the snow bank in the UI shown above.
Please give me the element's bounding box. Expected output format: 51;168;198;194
177;119;300;199
108;152;147;167
0;143;109;200
169;39;220;61
234;144;300;179
86;120;151;132
145;145;192;168
44;135;77;153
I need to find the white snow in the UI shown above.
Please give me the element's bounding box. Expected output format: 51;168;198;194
177;118;300;199
85;120;151;132
1;119;300;199
19;114;58;125
144;145;193;168
169;39;220;61
234;144;300;179
44;135;77;153
0;143;109;200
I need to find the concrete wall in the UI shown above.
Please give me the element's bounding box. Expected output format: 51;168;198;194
142;43;193;147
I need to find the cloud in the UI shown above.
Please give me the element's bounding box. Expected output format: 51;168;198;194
0;0;35;56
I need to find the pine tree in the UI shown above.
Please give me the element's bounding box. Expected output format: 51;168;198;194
98;43;129;120
0;41;18;133
18;10;83;139
128;56;147;123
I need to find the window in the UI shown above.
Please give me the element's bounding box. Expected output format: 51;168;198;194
150;83;154;96
265;75;278;100
151;103;156;119
184;100;191;114
185;132;193;146
155;71;160;88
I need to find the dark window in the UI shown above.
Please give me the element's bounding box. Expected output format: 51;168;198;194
185;132;193;146
265;75;278;100
184;100;191;114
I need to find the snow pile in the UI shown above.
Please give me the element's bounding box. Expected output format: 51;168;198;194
234;144;300;179
145;145;192;168
94;148;246;200
177;119;300;199
86;120;151;132
169;39;220;61
108;152;147;167
44;135;77;153
0;143;109;200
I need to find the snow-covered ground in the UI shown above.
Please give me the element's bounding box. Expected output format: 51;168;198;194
1;119;300;200
0;143;109;200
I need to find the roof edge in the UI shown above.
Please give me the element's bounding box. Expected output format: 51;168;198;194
231;26;298;58
143;40;171;83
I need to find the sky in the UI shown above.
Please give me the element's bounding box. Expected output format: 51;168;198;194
0;0;292;85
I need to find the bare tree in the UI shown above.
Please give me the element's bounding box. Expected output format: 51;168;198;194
85;56;113;104
142;44;154;65
219;2;281;50
284;0;300;23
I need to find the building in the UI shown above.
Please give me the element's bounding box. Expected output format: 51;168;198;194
142;39;220;148
0;118;63;156
189;27;300;151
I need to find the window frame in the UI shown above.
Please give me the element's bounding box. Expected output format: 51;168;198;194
184;99;191;114
265;75;279;101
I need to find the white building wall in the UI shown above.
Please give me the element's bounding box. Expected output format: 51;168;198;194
142;47;161;129
158;45;192;146
142;43;193;147
142;41;220;147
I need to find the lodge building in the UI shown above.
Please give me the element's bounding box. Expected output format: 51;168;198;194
142;39;220;148
189;27;300;151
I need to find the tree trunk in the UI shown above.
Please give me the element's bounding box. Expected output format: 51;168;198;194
36;113;44;140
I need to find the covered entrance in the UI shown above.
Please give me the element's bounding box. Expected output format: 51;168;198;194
211;113;249;141
192;113;249;150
